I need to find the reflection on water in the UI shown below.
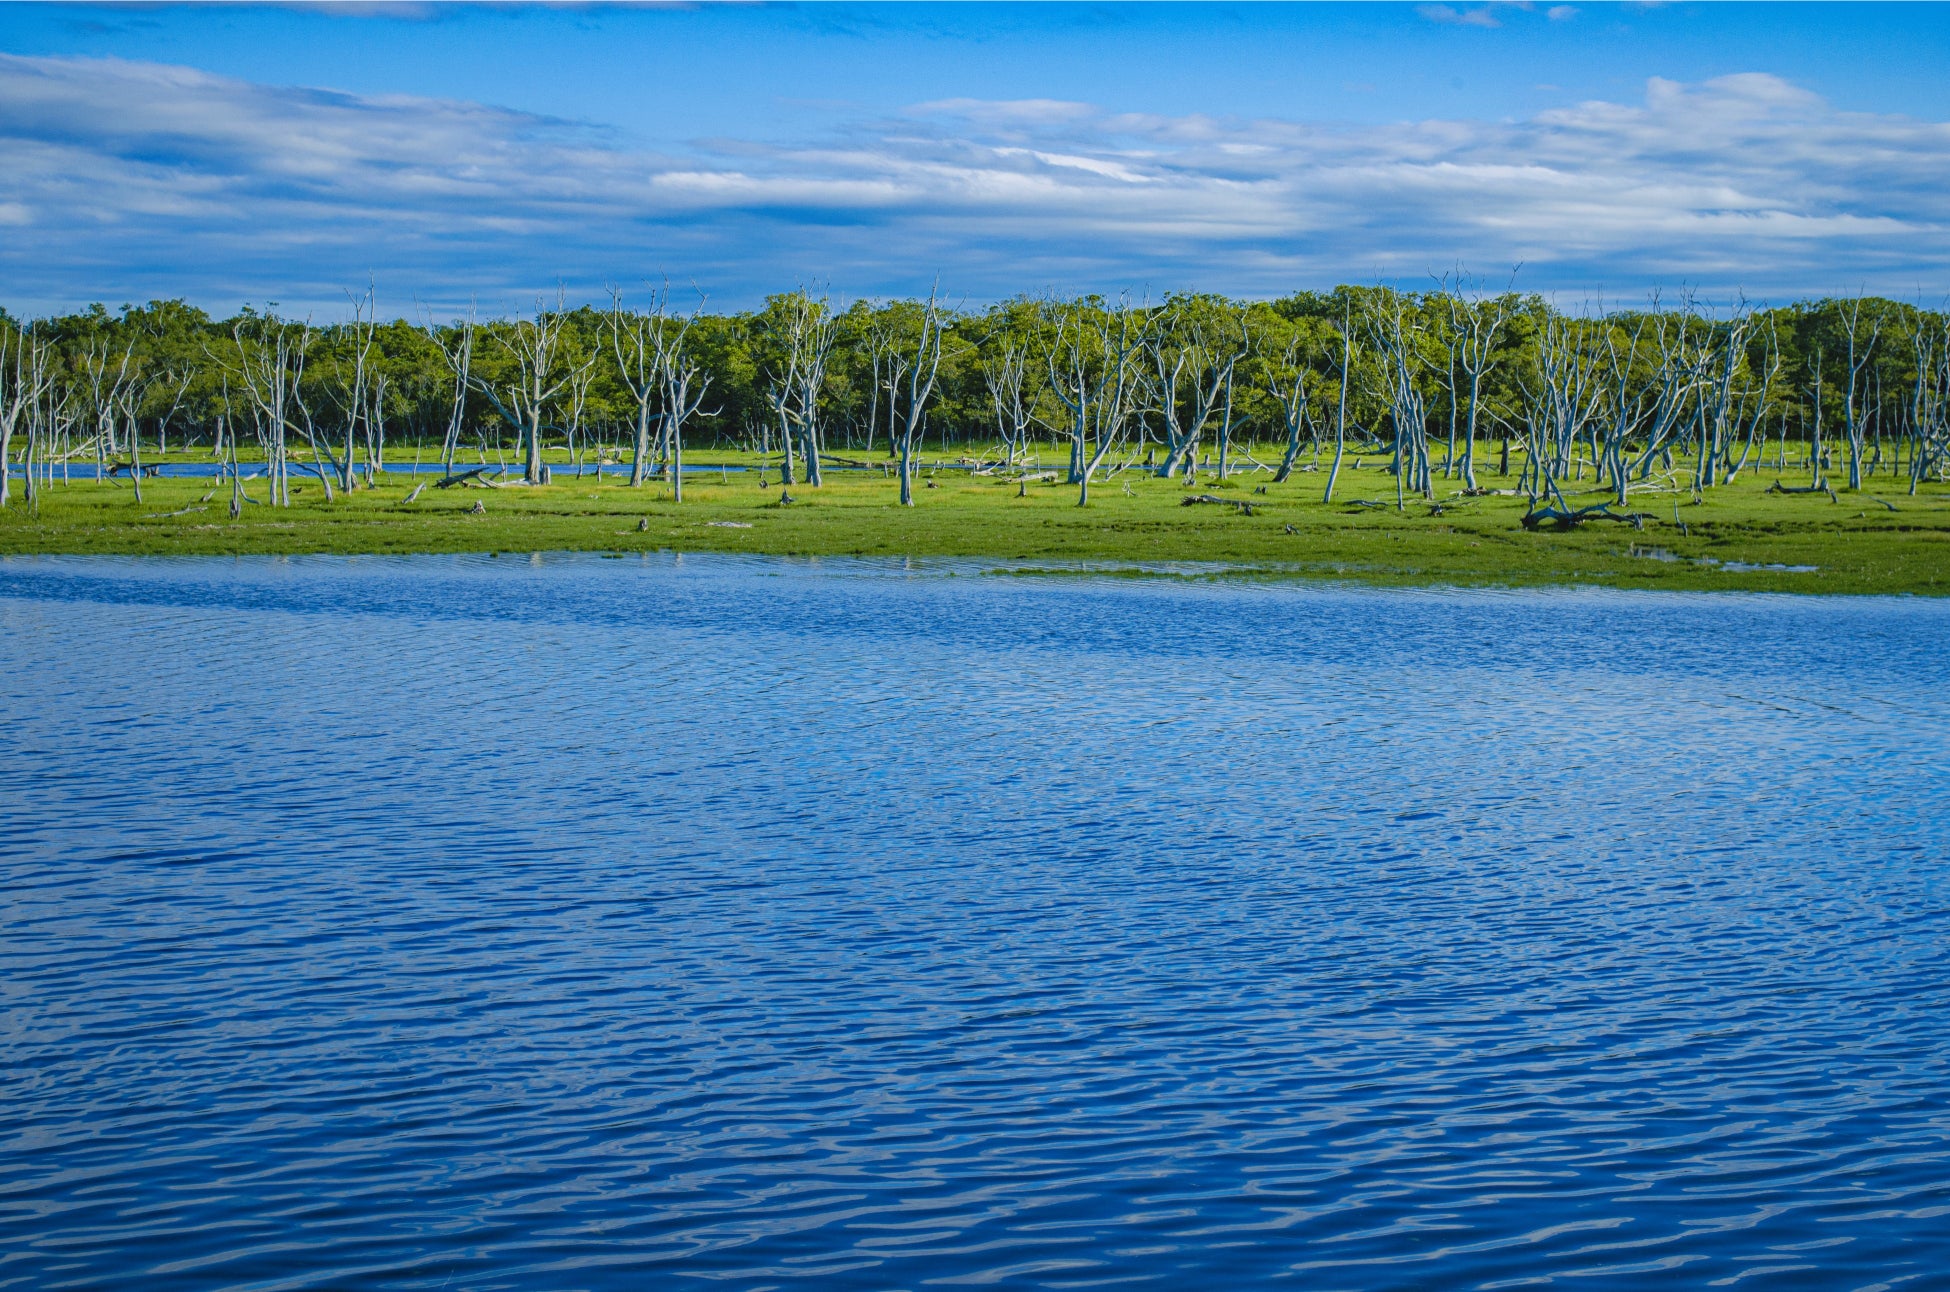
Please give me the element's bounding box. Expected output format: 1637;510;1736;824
2;554;1947;1290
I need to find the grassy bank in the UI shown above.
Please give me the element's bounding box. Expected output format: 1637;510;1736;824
2;452;1946;595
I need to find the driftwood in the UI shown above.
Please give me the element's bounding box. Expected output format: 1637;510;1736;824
1766;478;1839;502
1182;493;1256;515
1520;503;1651;530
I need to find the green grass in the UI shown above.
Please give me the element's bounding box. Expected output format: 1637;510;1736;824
4;451;1947;596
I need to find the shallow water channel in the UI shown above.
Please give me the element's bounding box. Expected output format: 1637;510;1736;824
3;554;1948;1290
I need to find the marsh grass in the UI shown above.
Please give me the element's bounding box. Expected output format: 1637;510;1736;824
4;450;1946;595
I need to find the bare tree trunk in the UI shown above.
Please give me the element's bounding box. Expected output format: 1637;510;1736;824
0;327;52;508
1269;334;1312;484
1841;298;1881;492
480;293;570;487
894;290;947;507
1323;311;1351;504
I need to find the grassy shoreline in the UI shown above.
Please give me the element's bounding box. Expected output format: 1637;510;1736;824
3;451;1946;596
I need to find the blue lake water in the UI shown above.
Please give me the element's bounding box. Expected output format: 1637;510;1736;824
3;554;1948;1290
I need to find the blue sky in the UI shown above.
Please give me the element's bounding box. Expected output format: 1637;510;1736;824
3;2;1949;316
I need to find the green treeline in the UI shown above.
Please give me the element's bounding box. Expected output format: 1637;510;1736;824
2;287;1946;511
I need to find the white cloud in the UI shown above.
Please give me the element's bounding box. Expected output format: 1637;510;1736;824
1;54;1947;313
907;98;1099;128
1417;5;1503;28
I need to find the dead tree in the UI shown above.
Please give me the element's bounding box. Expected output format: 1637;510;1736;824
427;306;475;477
36;384;81;501
149;364;194;458
764;292;837;488
365;366;390;485
866;310;900;459
1685;304;1758;492
1511;307;1611;516
478;294;572;486
1908;312;1950;494
891;288;948;506
1530;309;1609;492
1839;296;1882;490
226;315;312;506
1045;295;1145;507
1443;286;1510;491
610;289;666;488
980;335;1035;467
653;291;712;503
0;324;52;508
81;337;137;492
337;283;378;493
1368;294;1435;509
1145;305;1247;480
113;369;157;502
1323;307;1353;504
1625;300;1709;485
1718;319;1780;486
1268;333;1315;483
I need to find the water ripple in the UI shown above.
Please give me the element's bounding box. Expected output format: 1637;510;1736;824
1;554;1947;1290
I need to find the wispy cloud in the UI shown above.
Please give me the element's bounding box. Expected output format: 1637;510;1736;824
1417;5;1503;29
1;53;1947;313
907;98;1099;128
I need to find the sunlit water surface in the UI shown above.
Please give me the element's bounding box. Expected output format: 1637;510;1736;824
3;554;1948;1291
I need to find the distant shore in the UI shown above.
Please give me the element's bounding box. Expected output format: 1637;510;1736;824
2;449;1943;596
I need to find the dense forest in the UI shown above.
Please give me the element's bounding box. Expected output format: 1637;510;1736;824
2;285;1945;518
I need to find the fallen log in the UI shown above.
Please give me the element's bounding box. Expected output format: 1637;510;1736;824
434;467;491;489
1766;478;1838;502
1182;493;1256;515
1520;503;1651;530
141;505;208;519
